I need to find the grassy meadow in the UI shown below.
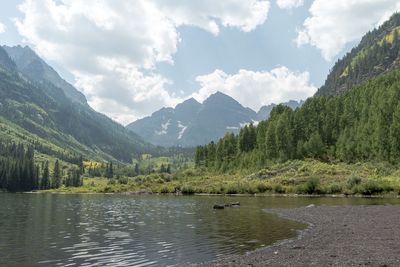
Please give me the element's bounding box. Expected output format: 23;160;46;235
47;159;400;196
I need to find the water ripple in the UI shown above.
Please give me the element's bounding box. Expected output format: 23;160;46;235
0;194;316;266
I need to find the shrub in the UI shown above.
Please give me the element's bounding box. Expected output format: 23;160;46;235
225;184;239;194
118;177;128;185
160;186;171;194
347;175;362;188
102;186;113;193
327;183;343;194
360;180;384;195
256;183;271;193
161;174;172;182
303;177;320;194
155;178;165;184
208;186;223;194
381;183;395;193
181;185;195;195
245;185;258;194
273;184;286;194
107;179;116;185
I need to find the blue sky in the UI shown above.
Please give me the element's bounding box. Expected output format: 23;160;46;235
0;0;398;124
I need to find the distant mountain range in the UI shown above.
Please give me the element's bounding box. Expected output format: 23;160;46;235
127;92;303;147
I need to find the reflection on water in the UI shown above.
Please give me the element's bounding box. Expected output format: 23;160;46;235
0;194;399;266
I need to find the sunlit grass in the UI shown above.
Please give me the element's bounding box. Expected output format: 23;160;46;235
47;160;400;196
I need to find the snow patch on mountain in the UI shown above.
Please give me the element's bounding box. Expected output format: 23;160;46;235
155;119;171;135
177;121;187;140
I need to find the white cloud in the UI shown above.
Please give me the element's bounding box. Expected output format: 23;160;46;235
0;22;5;33
276;0;304;9
154;0;270;35
296;0;400;61
191;67;316;111
15;0;270;124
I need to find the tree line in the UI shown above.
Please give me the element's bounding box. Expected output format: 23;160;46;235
86;161;172;179
195;70;400;171
0;142;82;192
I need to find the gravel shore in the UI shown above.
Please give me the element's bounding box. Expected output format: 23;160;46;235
202;205;400;267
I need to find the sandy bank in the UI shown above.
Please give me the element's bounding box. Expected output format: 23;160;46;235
202;204;400;266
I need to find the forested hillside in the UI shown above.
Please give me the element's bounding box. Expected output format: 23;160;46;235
0;142;83;192
318;13;400;96
195;70;400;170
0;45;157;163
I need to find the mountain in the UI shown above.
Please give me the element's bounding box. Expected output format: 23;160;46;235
0;45;155;163
127;92;303;147
3;45;87;105
195;13;400;171
256;100;304;121
127;92;256;147
317;13;400;96
182;92;258;146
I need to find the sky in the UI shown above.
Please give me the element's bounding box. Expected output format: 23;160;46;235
0;0;399;125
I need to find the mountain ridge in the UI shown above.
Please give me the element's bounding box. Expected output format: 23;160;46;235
0;45;157;163
317;13;400;96
3;45;88;105
127;91;304;147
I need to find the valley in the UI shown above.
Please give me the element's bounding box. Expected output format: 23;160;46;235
1;6;400;267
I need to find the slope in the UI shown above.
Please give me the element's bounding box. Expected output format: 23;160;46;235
317;13;400;96
0;45;156;163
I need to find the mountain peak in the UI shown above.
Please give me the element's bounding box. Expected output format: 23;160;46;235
127;91;259;147
176;97;201;108
203;91;240;106
0;46;17;71
209;91;230;99
3;45;88;105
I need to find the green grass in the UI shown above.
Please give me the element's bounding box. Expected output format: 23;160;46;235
48;160;400;196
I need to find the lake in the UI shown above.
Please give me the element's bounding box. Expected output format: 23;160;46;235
1;194;399;266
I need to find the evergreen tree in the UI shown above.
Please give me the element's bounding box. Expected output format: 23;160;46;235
52;160;61;189
390;104;400;162
40;161;50;190
304;132;325;159
196;71;400;171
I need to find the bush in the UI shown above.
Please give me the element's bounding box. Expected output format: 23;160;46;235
102;186;114;193
160;186;171;194
347;175;362;188
256;183;271;193
225;184;239;194
245;185;258;194
118;177;128;185
107;179;116;185
208;186;223;194
160;174;172;182
303;177;320;194
360;180;384;195
327;183;343;194
273;184;286;194
181;185;195;195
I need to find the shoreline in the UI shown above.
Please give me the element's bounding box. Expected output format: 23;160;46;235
19;190;400;199
200;204;400;266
